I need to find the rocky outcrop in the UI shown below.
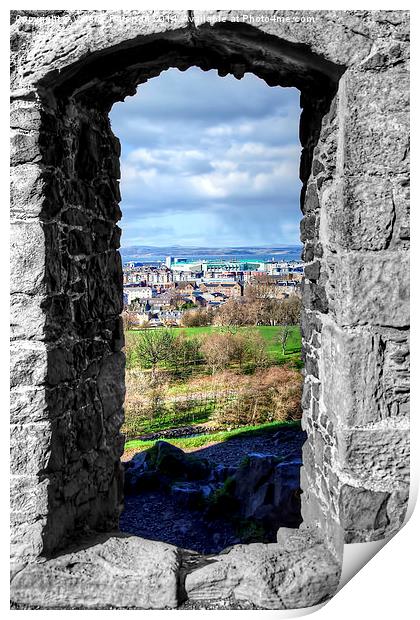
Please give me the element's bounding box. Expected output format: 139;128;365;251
123;442;303;540
206;452;303;539
233;453;302;532
124;441;212;494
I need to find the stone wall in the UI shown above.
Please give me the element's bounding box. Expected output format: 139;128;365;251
10;8;409;602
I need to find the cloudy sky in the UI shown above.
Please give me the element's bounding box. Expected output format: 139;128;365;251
110;67;301;248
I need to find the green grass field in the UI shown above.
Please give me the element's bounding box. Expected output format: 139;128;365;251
127;325;301;365
123;324;302;450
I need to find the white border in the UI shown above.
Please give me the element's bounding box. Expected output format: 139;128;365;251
3;2;417;618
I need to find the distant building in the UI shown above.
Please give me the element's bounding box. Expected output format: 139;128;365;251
199;282;243;298
175;282;196;294
124;286;153;304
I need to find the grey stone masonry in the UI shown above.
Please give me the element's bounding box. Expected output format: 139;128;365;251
10;9;409;609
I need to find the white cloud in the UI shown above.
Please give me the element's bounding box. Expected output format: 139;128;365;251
110;67;302;247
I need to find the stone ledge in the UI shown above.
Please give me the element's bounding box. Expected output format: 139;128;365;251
10;533;181;609
10;529;342;610
184;528;341;610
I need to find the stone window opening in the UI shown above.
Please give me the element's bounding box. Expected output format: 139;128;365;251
112;64;305;555
10;11;410;611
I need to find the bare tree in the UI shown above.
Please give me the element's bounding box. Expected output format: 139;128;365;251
201;332;234;375
135;328;175;377
246;330;270;368
278;325;293;356
276;296;301;325
121;310;139;331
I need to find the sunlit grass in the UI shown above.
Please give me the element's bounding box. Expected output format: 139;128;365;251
124;419;301;454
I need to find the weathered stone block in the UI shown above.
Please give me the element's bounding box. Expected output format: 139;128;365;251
342;68;409;176
10;386;47;425
68;229;93;255
10;293;45;340
47;346;77;385
10;342;48;388
382;337;410;418
300;308;322;341
331;251;409;328
390;175;410;244
336;425;410;487
10;104;42;131
300;213;317;242
302;280;328;313
346;65;409;118
10;517;47;562
344;111;409;176
304;260;320;281
10;421;52;476
10;534;181;609
339;484;409;542
322;323;383;426
299;476;343;560
10;475;49;524
185;538;340;609
328;178;395;250
10;221;45;294
10;131;41;165
97;352;125;418
10;163;44;218
322;324;410;425
339;484;389;532
303;183;319;213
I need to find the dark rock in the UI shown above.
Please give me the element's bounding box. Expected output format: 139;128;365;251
273;460;302;527
133;471;166;493
152;440;187;477
124;441;213;495
68;229;92;256
303;183;319;212
209;464;237;483
230;453;303;536
300;213;316;242
304;261;321;281
152;441;211;481
170;482;213;509
312;160;325;177
124;450;154;493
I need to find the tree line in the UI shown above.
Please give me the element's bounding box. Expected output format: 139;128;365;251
125;328;276;377
181;295;300;328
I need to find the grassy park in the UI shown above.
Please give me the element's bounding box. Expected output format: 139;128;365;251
122;324;303;450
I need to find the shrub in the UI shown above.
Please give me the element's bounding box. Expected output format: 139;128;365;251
212;366;302;428
123;370;169;435
200;332;236;374
244;330;270;369
181;308;213;327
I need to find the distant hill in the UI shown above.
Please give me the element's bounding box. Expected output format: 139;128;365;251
120;245;302;264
